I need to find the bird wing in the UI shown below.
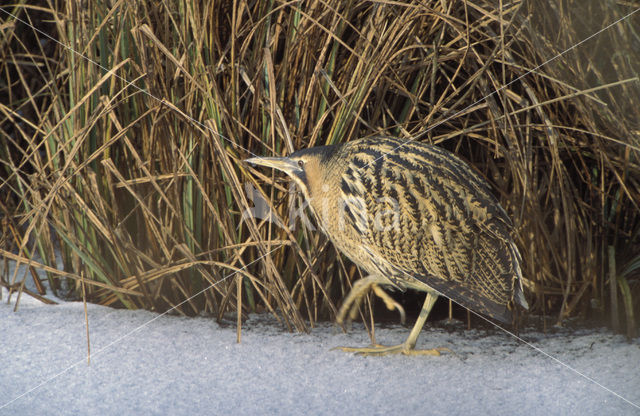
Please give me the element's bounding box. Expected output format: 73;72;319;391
339;139;522;322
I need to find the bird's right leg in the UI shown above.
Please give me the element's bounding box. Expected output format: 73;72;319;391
336;275;406;325
337;289;449;356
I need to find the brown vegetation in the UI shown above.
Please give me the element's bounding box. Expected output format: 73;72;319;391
1;0;638;338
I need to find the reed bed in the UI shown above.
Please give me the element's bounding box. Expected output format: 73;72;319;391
1;0;638;338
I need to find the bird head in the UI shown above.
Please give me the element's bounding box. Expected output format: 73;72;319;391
244;155;307;188
244;146;336;200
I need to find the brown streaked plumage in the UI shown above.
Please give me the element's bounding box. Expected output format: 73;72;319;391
246;136;528;355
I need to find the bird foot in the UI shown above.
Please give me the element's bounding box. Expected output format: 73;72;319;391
337;279;406;325
334;344;451;356
371;285;406;324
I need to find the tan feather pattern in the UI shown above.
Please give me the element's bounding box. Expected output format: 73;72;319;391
301;136;527;322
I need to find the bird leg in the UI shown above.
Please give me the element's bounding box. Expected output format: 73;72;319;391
336;275;406;326
337;290;449;356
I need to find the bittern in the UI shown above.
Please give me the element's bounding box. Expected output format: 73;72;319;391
245;136;528;356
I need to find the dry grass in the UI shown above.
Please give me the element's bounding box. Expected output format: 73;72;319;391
1;0;638;338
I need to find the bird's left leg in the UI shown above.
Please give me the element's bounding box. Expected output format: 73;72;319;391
336;275;406;326
337;290;448;356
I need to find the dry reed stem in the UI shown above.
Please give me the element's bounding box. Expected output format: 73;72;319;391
0;0;638;337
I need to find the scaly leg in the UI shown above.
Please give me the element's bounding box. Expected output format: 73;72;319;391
337;290;448;356
336;275;405;325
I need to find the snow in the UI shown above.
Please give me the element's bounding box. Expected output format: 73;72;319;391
2;262;640;415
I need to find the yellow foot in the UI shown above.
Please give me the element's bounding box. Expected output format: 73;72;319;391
337;279;406;326
334;344;451;356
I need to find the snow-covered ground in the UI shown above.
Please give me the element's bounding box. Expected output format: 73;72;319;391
2;269;640;415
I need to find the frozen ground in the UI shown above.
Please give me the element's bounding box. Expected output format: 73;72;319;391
1;275;640;415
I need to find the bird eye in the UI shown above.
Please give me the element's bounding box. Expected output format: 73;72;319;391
297;160;304;169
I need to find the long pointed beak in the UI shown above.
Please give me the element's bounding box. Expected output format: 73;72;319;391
244;156;300;175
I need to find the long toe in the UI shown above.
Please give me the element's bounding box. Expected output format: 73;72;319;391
334;343;446;356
